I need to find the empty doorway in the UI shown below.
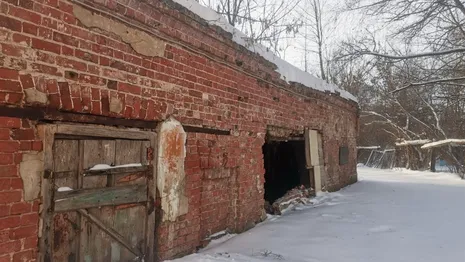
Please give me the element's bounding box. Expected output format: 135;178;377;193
262;139;310;203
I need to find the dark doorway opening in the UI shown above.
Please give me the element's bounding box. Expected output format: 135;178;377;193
263;140;310;203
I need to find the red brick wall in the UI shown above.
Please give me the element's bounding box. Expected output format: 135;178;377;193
0;0;358;260
156;133;265;259
0;117;40;262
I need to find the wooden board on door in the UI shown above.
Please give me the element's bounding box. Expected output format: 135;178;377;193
39;124;157;262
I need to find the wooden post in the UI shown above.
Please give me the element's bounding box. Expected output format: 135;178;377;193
305;129;322;193
430;148;436;172
365;150;374;166
304;128;314;189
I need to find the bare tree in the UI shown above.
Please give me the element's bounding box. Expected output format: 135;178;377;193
298;0;326;79
330;0;465;175
338;0;465;92
200;0;303;56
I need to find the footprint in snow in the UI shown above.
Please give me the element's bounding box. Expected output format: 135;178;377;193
369;225;395;233
321;214;343;219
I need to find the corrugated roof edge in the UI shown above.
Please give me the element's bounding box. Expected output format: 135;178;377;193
171;0;358;103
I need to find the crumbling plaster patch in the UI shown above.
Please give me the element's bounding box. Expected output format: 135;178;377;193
73;5;166;57
157;118;188;222
24;89;48;105
19;152;44;201
109;97;123;114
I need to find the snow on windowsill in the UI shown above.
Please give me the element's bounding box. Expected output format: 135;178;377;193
57;187;74;192
88;163;143;171
171;0;358;102
395;139;431;147
357;146;381;150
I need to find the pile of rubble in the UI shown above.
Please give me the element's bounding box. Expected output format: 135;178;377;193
265;185;315;215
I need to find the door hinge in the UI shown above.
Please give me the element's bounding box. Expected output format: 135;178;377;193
44;169;53;179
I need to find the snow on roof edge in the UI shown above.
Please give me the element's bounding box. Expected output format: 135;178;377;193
395;140;431;147
171;0;358;103
421;139;465;149
357;146;381;150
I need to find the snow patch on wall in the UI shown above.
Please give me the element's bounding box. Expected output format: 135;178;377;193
171;0;357;102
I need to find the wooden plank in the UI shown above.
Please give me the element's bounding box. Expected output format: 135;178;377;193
317;133;325;164
141;140;151;165
80;139;116;262
115;140;143;165
37;125;56;262
112;204;146;261
84;165;150;176
304;128;315;190
82;139;116;187
77;208;143;258
309;130;322;193
309;130;320;166
52;139;80;262
53;140;79;173
304;128;311;168
145;134;157;261
317;133;326;189
80;206;114;262
56;124;151;140
114;139;147;261
52;212;80;262
76;140;84;261
54;185;147;212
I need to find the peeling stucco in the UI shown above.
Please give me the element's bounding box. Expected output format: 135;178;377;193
157;118;188;222
25;88;48;105
109;97;123;114
73;5;166;57
160;82;177;91
19;152;44;201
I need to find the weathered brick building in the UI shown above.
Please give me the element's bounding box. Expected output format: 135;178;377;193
0;0;358;261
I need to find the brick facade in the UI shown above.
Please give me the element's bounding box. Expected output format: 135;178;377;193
0;118;40;262
0;0;358;261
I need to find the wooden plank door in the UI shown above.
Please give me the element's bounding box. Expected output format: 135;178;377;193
41;127;155;262
305;129;325;193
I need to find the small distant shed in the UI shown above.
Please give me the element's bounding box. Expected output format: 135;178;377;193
395;139;431;170
421;139;465;149
421;139;465;176
356;146;381;164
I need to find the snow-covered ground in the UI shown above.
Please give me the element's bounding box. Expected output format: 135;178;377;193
168;167;465;262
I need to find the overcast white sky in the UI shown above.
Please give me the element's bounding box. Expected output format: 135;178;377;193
199;0;392;76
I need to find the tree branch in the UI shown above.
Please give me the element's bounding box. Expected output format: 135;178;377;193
419;96;447;139
453;0;465;17
360;48;465;60
361;111;418;139
391;76;465;93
